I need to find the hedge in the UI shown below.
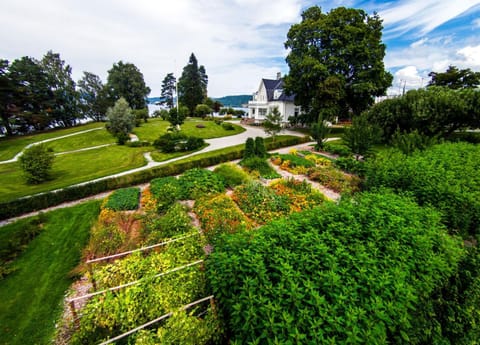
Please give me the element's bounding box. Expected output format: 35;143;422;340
0;136;309;220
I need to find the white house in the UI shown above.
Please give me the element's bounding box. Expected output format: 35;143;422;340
247;73;301;123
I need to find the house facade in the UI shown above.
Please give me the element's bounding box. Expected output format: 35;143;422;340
247;73;301;123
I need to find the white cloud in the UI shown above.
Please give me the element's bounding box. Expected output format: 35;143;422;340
474;18;480;27
0;0;304;97
457;45;480;67
410;38;428;48
380;0;480;37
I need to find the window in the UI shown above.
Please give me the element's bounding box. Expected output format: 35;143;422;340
294;107;300;116
252;108;256;115
259;108;267;116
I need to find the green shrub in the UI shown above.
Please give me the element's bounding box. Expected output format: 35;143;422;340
244;137;255;159
254;137;267;157
142;203;193;243
104;187;140;211
177;168;225;200
390;129;439;155
207;191;463;344
334;156;366;176
150;177;181;212
184;136;205;151
126;140;151;147
18;144;55;184
271;153;315;168
240;157;280;179
221;122;235;131
154;132;188;153
322;142;352;156
365;142;480;237
213;163;251;188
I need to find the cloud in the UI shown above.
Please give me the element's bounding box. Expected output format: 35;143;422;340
0;0;304;97
388;66;428;95
474;18;480;27
380;0;480;37
457;45;480;67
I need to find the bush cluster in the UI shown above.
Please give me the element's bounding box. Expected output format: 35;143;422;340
213;163;251;188
104;187;140;211
177;168;225;200
153;132;205;153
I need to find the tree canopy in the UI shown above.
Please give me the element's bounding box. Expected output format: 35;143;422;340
106;61;150;110
178;53;208;115
428;65;480;89
105;97;135;144
160;73;176;109
77;71;110;122
284;6;393;124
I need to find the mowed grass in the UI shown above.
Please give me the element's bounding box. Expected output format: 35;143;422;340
46;127;115;153
0;201;101;345
0;145;147;203
0;122;105;161
133;118;245;142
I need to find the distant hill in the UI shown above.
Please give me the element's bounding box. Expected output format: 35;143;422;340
213;95;252;108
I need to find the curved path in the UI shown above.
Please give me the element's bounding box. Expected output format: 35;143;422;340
0;127;105;164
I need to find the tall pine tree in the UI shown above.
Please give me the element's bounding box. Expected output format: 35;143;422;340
160;72;176;108
178;53;208;115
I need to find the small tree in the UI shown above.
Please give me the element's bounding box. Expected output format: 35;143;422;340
168;105;188;129
263;107;283;142
343;115;381;158
311;115;331;149
195;104;212;118
244;137;255;159
254;137;267;158
19;144;55;184
106;97;135;145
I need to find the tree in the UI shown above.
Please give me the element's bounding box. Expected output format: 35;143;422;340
160;73;176;108
0;59;16;136
106;97;135;144
106;61;151;110
19;144;55;184
263;107;282;142
284;6;393;124
168;105;188;128
77;71;110;121
311;115;331;149
244;137;255;159
41;51;78;127
178;53;207;115
343;114;381;158
195;104;211;117
428;65;480;89
7;56;52;132
254;137;267;158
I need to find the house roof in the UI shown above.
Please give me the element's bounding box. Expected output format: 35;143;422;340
262;78;295;102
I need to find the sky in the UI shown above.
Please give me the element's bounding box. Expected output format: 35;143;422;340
1;0;480;98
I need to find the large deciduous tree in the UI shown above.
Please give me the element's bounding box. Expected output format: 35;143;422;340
106;61;151;110
428;65;480;89
178;53;208;115
0;59;16;136
160;72;176;108
41;51;79;127
284;6;393;124
77;71;110;122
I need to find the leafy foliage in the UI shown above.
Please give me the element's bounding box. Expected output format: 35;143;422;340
104;187;140;211
263;107;282;141
390;129;440;155
284;6;392;122
207;191;463;344
239;157;280;179
213;163;251;188
177;168;225;200
150;176;182;212
428;65;480;89
311;117;331;149
243;137;256;159
142;203;193;243
105;97;135;144
18;143;55;184
254;136;267;158
178;53;208;115
195;194;253;243
365;142;480;237
77;71;110;122
342;115;382;157
153;132;205;153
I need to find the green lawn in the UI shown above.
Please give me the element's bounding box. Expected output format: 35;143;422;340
46;128;115;153
133;118;245;142
0;145;147;203
0;201;101;345
0;122;105;161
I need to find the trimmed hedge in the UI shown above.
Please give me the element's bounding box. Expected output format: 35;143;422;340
0;136;309;220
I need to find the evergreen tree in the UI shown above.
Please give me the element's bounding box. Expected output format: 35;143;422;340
428;65;480;89
0;59;16;136
178;53;208;115
160;73;176;108
244;137;255;159
254;137;267;157
263;107;283;143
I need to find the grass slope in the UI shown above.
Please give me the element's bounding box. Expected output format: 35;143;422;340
0;146;147;203
0;201;101;345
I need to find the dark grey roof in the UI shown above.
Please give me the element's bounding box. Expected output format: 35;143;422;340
262;78;295;102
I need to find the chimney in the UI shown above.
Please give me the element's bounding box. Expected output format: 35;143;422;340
276;72;281;80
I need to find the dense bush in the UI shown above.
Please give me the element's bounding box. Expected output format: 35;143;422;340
207;191;463;344
18;144;55;184
104;187;140;211
153;132;205;153
142;203;193;243
334;156;366;176
254;137;267;157
322;142;352;156
213;163;251;188
268;178;326;213
239;157;280;179
150;176;181;212
177;168;225;200
244;137;255;159
0;135;308;220
195;194;252;243
365;142;480;237
221;122;235;131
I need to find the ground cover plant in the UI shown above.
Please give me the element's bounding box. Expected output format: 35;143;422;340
239;157;280;179
104;187;140;211
0;201;101;345
141;203;194;243
213;163;251;188
268;177;326;212
177;168;225;200
207;191;463;344
365;142;480;237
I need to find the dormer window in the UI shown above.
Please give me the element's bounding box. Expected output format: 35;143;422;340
273;89;283;100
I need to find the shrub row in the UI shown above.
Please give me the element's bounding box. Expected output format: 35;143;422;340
0;136;308;221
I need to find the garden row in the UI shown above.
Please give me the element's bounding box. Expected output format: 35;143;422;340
0;135;309;221
64;145;349;343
